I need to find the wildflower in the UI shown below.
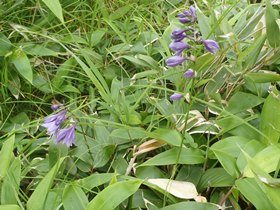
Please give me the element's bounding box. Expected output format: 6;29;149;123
202;39;219;54
54;124;76;147
42;110;67;135
166;55;186;67
170;93;183;101
169;41;192;53
51;103;63;111
171;29;188;41
184;69;195;78
177;6;197;24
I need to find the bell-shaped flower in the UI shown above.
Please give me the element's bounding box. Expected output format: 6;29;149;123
177;6;197;24
166;55;186;67
169;41;192;53
170;93;183;101
54;124;76;147
171;29;188;42
184;69;195;78
42;110;67;135
202;39;219;54
51;103;63;111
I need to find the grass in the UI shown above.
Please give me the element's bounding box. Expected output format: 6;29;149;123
1;0;280;209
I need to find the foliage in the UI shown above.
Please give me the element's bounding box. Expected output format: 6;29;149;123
1;0;280;209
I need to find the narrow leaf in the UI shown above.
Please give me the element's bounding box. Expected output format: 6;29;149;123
265;0;280;48
86;180;142;210
0;135;15;180
27;158;65;210
42;0;64;23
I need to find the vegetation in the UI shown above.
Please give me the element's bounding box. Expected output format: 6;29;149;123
1;0;280;209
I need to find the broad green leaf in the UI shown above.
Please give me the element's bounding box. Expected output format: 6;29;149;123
150;128;182;147
236;140;265;173
91;29;107;47
198;168;235;190
0;33;12;56
10;49;33;84
139;147;204;167
243;145;280;177
110;128;146;144
26;157;65;210
211;136;250;177
241;34;266;71
42;0;64;23
226;92;264;114
236;178;277;210
245;71;280;83
136;166;165;179
109;5;131;20
62;184;88;210
51;57;77;88
196;7;211;39
0;205;21;210
0;135;15;180
160;201;219;210
22;44;58;56
265;0;280;48
1;158;21;204
86;180;142;210
238;7;264;39
76;173;115;191
260;87;280;144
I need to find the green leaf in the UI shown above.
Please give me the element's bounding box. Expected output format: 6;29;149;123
198;168;235;190
139;147;204;167
91;29;107;47
236;178;277;210
26;157;65;210
76;173;115;191
42;0;64;23
150;128;182;147
260;87;280;144
211;136;250;177
160;201;219;210
62;184;88;210
0;135;15;180
52;57;77;88
10;49;33;84
0;33;12;56
226;92;264;114
86;180;142;210
109;5;131;20
0;205;21;210
245;71;280;83
265;0;280;48
1;158;21;204
243;145;280;177
196;7;211;39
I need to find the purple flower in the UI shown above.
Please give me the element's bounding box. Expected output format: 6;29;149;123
170;93;183;101
42;110;67;135
166;55;186;67
51;103;63;111
169;41;192;53
184;69;195;78
177;6;197;24
54;124;76;147
171;29;188;41
202;39;219;54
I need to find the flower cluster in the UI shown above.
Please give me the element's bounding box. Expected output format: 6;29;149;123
167;6;219;101
42;103;76;147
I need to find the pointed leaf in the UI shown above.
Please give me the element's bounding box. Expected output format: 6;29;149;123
86;180;142;210
0;135;15;180
42;0;64;23
27;157;65;210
